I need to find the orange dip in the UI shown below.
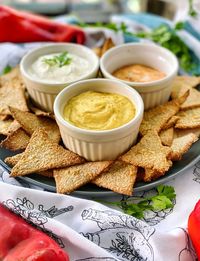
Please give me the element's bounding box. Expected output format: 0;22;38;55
113;64;166;83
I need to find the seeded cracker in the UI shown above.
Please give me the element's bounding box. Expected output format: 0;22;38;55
180;88;200;110
10;128;85;177
170;133;198;161
101;38;115;56
174;128;200;139
1;128;30;151
139;91;188;135
93;160;137;196
0;75;28;115
159;127;174;147
5;153;24;166
175;107;200;129
120;131;172;173
54;161;112;194
9;107;60;143
143;166;172;182
162;116;179;130
0;119;13;135
5;153;53;177
171;76;200;99
28;99;55;119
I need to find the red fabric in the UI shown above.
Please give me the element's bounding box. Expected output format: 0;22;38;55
188;200;200;259
0;5;85;44
0;204;70;261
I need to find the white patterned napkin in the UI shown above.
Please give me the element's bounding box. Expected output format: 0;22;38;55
0;161;200;261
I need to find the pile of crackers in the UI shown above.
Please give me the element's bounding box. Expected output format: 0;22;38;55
0;65;200;196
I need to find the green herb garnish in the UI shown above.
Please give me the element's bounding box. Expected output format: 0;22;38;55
189;0;197;17
2;65;12;75
135;24;195;72
97;185;176;219
43;51;72;68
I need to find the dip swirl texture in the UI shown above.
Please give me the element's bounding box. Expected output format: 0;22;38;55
63;91;136;130
29;52;91;84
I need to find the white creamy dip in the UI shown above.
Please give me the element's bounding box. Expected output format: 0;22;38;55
29;52;91;84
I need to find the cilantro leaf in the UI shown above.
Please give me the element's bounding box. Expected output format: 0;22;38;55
157;185;176;200
43;52;72;68
96;185;176;219
2;65;12;75
151;195;173;211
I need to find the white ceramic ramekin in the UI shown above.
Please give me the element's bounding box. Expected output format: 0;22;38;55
20;43;99;112
100;43;178;110
54;78;144;161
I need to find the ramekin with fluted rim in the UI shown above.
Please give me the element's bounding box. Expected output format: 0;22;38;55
54;78;144;161
100;43;178;110
20;43;99;112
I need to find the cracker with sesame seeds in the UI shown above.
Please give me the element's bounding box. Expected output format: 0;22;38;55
9;107;60;143
10;128;85;177
139;91;188;135
161;116;179;130
180;88;200;110
0;71;28;115
143;165;172;182
170;133;198;161
0;119;13;136
5;152;53;178
120;131;172;173
92;160;137;196
171;76;200;99
175;107;200;129
159;127;174;147
54;161;112;194
1;128;30;151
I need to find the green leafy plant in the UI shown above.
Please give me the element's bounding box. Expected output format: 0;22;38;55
97;185;176;219
2;65;12;75
43;51;72;68
135;24;195;73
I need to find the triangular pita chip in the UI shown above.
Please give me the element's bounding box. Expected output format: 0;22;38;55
175;107;200;129
1;128;30;151
174;128;200;139
28;99;54;119
54;161;112;194
0;119;13;135
5;153;24;166
101;38;115;56
9;107;60;143
161;116;179;130
143;165;171;182
171;76;200;99
140;92;188;135
93;160;137;196
120;131;172;173
159;127;174;147
5;152;53;177
10;128;85;177
180;88;200;110
0;76;28;115
170;133;198;161
0;66;23;86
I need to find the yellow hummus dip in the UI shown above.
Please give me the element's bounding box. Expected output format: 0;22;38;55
63;91;136;130
113;64;166;83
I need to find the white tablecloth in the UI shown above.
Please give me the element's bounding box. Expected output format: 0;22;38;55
0;159;200;261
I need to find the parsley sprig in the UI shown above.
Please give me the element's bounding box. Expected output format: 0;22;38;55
43;51;72;68
135;24;196;73
97;185;176;219
2;65;12;75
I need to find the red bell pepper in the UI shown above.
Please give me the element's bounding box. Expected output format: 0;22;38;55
0;204;69;261
0;5;85;44
188;200;200;259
